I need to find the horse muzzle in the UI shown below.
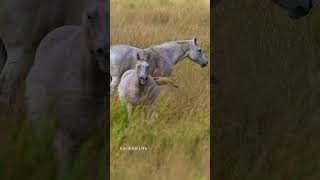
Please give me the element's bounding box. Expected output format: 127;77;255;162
200;61;208;67
139;76;148;84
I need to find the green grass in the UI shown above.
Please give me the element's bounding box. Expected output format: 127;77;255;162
110;0;210;179
0;95;106;180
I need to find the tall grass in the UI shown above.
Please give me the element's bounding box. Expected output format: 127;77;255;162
213;1;320;179
110;0;210;179
0;96;106;180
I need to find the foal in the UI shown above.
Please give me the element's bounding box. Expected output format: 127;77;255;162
26;1;108;179
118;60;159;120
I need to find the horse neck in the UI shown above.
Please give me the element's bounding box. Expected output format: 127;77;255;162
170;43;190;65
79;30;106;90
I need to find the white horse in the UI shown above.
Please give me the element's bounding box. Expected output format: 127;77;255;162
110;37;208;94
118;60;159;120
26;2;108;179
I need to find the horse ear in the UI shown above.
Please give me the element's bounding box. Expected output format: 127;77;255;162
193;36;197;45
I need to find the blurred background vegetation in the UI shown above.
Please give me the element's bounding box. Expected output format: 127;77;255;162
213;1;320;179
0;95;106;180
110;0;210;179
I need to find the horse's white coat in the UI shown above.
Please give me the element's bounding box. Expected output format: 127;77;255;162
118;60;159;120
25;2;108;179
110;38;208;94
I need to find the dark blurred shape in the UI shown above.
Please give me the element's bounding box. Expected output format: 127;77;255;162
272;0;313;19
212;0;320;179
212;0;222;6
213;0;313;19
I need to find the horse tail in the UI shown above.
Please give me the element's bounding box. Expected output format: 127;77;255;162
153;77;178;88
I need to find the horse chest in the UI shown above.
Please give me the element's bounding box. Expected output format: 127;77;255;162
128;84;149;106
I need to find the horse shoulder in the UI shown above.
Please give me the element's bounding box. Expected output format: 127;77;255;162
36;26;80;54
29;26;78;82
118;70;137;98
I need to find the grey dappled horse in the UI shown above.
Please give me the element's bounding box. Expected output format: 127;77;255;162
0;0;105;102
118;60;160;120
110;37;208;94
26;1;108;179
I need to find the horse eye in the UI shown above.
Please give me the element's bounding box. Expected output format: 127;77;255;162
198;49;202;52
87;14;95;21
87;10;97;22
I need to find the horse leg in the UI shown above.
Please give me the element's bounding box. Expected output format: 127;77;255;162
98;147;108;180
0;46;33;102
87;138;108;180
146;99;156;121
0;39;7;73
110;75;120;95
127;103;133;119
54;131;74;180
146;104;154;121
146;88;159;121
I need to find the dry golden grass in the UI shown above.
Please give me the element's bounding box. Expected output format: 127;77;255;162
110;0;210;179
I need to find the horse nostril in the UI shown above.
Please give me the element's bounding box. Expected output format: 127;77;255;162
202;61;208;66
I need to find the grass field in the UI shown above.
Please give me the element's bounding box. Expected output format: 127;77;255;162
110;0;210;179
213;1;320;179
0;94;106;180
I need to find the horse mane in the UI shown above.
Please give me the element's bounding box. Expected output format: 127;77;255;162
153;40;192;46
148;40;193;49
174;40;193;44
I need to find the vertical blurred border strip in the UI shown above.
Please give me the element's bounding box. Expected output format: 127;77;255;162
210;0;215;179
105;0;110;179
